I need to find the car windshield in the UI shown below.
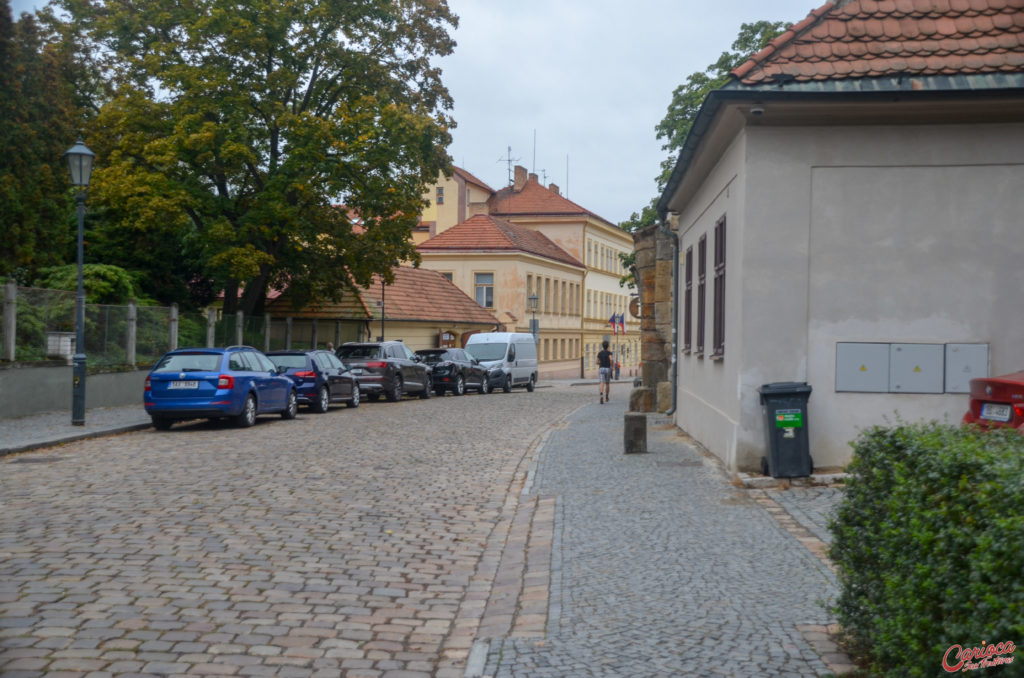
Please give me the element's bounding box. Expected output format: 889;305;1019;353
153;353;220;373
417;351;450;364
337;345;381;359
268;355;307;369
466;343;506;361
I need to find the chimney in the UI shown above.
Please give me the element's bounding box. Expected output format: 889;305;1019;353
528;172;538;184
513;165;527;191
548;183;560;195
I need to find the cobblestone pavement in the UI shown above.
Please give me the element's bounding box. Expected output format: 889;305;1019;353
1;385;589;678
479;392;844;678
1;382;850;678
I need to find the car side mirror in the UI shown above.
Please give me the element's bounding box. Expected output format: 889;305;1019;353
276;365;288;375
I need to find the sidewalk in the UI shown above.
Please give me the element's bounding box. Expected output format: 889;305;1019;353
0;405;151;457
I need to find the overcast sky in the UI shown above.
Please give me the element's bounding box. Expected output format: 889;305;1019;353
10;0;821;224
440;0;819;224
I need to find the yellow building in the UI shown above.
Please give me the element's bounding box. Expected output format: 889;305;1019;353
419;165;639;379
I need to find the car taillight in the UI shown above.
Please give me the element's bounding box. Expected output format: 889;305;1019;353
294;371;316;378
217;374;234;389
1015;404;1024;419
144;376;151;392
365;361;387;369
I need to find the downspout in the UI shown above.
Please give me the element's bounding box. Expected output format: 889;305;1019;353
656;210;679;416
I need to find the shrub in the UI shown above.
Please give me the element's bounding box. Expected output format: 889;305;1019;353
829;422;1023;677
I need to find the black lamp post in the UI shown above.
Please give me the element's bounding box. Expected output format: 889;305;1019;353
64;138;95;426
527;292;539;344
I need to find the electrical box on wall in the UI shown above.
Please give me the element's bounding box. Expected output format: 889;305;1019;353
836;342;890;392
945;343;989;393
890;344;944;393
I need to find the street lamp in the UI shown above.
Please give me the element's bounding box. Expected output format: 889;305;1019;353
527;292;539;344
64;138;95;426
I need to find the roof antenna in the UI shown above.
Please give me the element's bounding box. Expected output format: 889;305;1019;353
497;145;520;185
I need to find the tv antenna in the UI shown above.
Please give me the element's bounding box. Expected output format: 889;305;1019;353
497;145;520;185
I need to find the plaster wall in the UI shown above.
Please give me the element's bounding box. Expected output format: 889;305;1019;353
0;365;148;418
739;122;1024;470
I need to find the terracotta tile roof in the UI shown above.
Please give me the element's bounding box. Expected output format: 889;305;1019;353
732;0;1024;84
417;214;585;268
363;267;500;324
265;285;373;320
453;166;495;193
488;174;615;227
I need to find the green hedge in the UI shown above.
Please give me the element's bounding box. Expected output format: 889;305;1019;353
828;422;1023;677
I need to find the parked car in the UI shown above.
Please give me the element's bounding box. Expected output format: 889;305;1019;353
267;350;360;412
335;341;432;401
416;348;492;395
465;332;538;393
962;369;1024;430
144;346;298;430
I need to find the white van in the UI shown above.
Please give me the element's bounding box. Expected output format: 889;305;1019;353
465;332;538;392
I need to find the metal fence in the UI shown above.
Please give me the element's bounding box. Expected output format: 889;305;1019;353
2;281;351;369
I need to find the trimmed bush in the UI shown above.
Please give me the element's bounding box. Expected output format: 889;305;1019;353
829;422;1023;677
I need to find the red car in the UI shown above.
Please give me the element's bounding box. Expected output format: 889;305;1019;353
962;370;1024;430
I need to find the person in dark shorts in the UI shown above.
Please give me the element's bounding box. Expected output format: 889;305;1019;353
597;340;612;404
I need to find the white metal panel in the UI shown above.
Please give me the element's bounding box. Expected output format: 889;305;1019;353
835;342;890;392
890;344;944;393
945;343;989;393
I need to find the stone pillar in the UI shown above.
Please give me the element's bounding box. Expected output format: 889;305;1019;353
169;303;179;351
285;317;293;350
206;308;217;347
126;300;137;367
3;280;16;362
236;311;244;346
624;412;647;454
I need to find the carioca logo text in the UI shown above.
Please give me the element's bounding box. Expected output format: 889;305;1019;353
942;640;1016;673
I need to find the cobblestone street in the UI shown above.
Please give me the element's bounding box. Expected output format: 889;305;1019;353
1;382;848;677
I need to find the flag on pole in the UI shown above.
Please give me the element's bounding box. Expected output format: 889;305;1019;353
608;313;617;335
617;313;626;334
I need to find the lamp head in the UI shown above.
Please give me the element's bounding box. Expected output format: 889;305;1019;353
64;139;96;188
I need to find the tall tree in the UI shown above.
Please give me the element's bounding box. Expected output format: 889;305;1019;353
54;0;457;316
621;20;789;232
0;1;82;282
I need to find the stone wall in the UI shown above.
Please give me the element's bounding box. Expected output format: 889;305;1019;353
632;224;675;412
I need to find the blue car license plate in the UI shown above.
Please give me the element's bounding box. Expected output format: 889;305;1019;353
168;380;199;389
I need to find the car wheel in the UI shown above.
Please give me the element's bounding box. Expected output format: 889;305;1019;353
526;376;535;393
503;374;512;393
281;390;298;419
386;376;403;402
312;385;329;413
479;377;489;395
151;416;173;431
454;374;465;396
420;378;432;399
347;383;360;408
235;394;257;427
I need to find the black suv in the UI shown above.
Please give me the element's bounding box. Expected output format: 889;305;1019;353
416;348;491;396
336;341;431;402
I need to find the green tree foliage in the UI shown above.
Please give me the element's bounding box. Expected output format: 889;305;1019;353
53;0;457;316
36;263;138;303
0;1;83;282
621;20;789;233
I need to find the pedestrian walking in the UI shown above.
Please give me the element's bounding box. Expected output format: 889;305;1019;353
597;340;612;403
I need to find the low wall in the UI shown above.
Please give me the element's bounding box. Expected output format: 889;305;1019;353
0;363;147;418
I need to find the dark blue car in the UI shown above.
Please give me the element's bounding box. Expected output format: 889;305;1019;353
144;346;298;430
267;350;360;412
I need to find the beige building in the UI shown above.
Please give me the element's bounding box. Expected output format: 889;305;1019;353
420;165;639;379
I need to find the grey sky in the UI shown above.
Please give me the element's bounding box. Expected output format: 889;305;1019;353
9;0;821;224
440;0;819;224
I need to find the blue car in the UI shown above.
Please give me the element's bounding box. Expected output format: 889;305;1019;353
266;350;360;412
144;346;298;430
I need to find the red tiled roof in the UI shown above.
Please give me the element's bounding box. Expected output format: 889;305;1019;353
453;166;495;193
363;267;499;325
488;174;615;227
732;0;1024;84
417;214;585;268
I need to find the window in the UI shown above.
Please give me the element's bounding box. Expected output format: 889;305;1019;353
697;234;706;356
683;247;692;353
712;216;726;358
440;272;453;282
436;186;444;205
475;272;494;308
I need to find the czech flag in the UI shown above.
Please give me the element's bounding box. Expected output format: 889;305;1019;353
617;313;626;334
608;313;617;334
